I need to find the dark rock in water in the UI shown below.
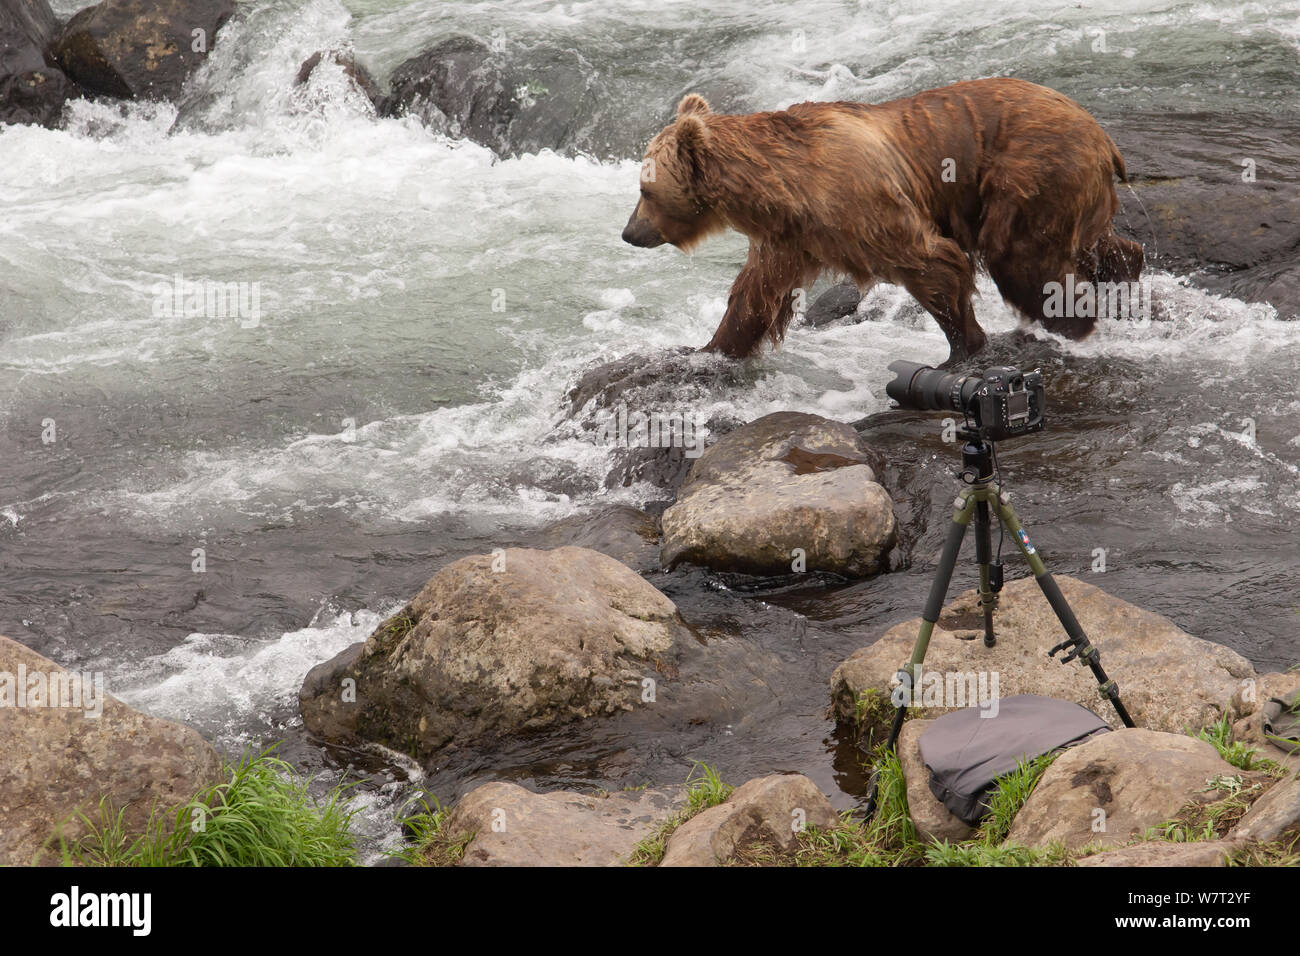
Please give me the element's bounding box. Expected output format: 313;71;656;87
1111;111;1300;318
532;505;661;573
379;34;658;159
0;0;73;127
379;36;506;146
52;0;235;101
565;349;747;495
0;64;69;126
603;443;698;496
0;0;58;65
296;49;380;107
805;281;863;327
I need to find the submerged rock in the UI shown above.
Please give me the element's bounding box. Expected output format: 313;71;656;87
661;411;896;577
532;505;661;573
804;281;863;327
1004;728;1242;850
659;773;838;866
295;49;380;107
831;575;1256;734
52;0;235;100
299;546;694;759
0;634;222;866
442;781;682;866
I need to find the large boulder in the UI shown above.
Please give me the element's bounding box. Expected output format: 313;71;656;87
0;0;71;127
1075;840;1235;867
0;634;222;866
51;0;235;100
1004;728;1239;850
659;773;838;866
378;34;649;159
661;412;896;578
1229;774;1300;845
441;781;682;866
831;576;1255;734
897;718;973;843
1112;111;1300;318
299;546;693;758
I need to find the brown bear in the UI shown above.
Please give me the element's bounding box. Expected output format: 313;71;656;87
622;78;1144;364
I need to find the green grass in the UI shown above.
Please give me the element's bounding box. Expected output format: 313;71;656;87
1142;773;1263;844
976;753;1055;844
627;763;734;866
391;794;473;867
55;746;358;867
1195;716;1272;771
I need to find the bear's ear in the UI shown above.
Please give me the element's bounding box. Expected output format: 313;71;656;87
677;93;711;118
674;113;710;166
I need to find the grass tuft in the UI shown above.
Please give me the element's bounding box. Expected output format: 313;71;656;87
56;745;357;867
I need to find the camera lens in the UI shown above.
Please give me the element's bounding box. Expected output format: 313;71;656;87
886;360;979;413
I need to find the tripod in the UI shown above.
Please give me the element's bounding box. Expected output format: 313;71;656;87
860;426;1136;819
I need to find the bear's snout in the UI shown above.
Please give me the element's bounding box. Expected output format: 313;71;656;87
622;206;665;248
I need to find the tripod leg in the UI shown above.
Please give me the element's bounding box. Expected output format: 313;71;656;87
862;490;975;819
994;499;1137;729
974;497;997;648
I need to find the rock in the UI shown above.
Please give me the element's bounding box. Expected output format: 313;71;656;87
379;34;651;159
661;412;896;577
299;546;693;758
1112;111;1300;318
1004;728;1238;850
52;0;235;101
532;505;661;573
295;49;380;106
1229;775;1300;844
0;0;56;56
442;781;682;866
0;65;69;126
0;0;72;127
564;349;745;494
831;575;1255;734
1230;671;1300;774
898;718;973;843
659;773;838;866
0;634;222;866
805;281;863;327
1075;840;1234;867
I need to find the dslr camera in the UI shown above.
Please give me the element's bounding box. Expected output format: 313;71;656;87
886;360;1045;442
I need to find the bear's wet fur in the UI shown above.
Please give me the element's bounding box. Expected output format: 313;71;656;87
623;79;1144;363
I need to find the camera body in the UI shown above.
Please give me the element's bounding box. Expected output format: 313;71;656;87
971;366;1045;441
885;361;1045;442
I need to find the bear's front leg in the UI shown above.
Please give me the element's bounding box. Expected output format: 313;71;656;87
704;242;810;358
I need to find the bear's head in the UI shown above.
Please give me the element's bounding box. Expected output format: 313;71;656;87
622;93;724;251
